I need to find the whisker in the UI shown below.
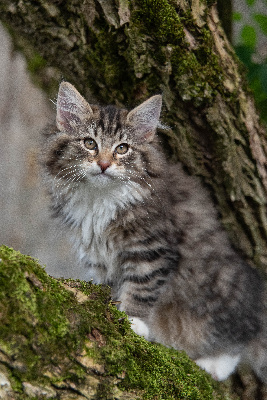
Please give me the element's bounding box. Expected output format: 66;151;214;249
54;163;84;179
53;164;87;198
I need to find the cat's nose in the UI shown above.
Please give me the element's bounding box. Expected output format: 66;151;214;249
98;160;111;172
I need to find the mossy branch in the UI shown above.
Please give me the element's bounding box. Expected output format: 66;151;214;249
0;245;233;400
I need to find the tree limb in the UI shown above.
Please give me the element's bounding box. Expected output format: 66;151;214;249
0;245;232;399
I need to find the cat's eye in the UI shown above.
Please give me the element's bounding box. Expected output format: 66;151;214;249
115;143;129;155
84;138;97;151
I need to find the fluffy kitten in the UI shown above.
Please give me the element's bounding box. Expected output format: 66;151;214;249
43;81;267;382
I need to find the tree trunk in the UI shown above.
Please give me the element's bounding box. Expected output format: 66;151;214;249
0;0;267;398
1;0;266;271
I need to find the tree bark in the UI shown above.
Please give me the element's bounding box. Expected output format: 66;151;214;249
0;0;267;398
0;0;266;271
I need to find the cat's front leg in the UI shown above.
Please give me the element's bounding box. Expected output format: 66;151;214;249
196;354;241;381
129;316;150;339
115;281;151;339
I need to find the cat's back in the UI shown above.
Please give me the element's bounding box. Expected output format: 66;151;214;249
170;162;264;306
168;163;226;243
166;163;263;309
150;163;264;357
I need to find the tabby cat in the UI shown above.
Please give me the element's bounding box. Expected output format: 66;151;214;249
43;81;267;382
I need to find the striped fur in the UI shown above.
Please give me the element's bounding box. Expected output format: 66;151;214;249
43;82;267;383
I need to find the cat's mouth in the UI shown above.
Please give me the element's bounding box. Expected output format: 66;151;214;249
96;171;112;179
88;170;115;186
93;168;113;177
84;163;124;186
91;171;111;178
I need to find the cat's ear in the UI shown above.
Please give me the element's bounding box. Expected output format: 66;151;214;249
126;95;162;142
56;82;93;132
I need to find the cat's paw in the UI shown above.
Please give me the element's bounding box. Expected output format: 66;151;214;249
130;317;150;339
195;353;240;381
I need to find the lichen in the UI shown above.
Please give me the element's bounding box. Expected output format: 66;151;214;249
0;245;234;399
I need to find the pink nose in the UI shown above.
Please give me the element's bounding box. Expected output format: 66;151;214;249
98;161;111;172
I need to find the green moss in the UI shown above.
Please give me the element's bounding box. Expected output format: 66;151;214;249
129;0;225;106
27;52;47;74
83;27;133;103
133;0;185;44
0;246;233;399
0;246;83;384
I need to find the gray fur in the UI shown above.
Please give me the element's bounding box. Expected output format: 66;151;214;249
43;82;267;382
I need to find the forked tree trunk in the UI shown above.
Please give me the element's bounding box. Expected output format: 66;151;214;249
0;1;267;399
1;0;266;270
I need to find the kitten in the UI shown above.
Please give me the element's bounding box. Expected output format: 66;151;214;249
43;81;267;382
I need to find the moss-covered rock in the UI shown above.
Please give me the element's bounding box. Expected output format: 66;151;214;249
0;245;235;399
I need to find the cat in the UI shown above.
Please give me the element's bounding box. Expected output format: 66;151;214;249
43;81;267;383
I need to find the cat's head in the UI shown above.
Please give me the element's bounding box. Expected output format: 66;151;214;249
45;82;165;195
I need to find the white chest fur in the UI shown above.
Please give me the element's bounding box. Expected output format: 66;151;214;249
56;179;145;282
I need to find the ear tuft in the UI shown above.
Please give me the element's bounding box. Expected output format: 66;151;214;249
56;82;93;132
126;95;162;142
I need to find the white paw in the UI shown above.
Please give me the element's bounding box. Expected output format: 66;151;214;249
130;317;150;339
196;353;240;381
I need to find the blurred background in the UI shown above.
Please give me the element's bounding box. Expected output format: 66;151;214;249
231;0;267;121
0;22;76;278
0;0;267;278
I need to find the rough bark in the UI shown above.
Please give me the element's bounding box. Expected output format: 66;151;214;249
0;245;232;400
1;1;267;399
0;0;266;271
